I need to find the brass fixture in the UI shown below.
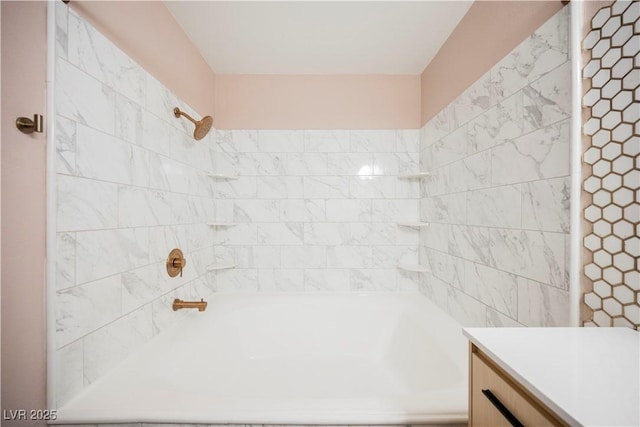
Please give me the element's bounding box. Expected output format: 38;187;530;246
16;114;44;134
173;107;213;141
172;298;207;312
166;248;186;278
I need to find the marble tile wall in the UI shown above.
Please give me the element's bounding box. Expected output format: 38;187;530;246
53;2;421;406
51;0;577;412
210;129;421;292
418;7;572;327
54;4;218;405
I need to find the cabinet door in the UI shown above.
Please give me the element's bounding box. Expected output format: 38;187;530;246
471;352;560;427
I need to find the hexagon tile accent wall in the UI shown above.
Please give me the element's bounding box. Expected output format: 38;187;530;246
582;0;639;329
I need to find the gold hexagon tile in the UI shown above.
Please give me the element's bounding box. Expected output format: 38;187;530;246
582;0;639;330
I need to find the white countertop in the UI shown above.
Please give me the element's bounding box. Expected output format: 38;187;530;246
463;327;640;427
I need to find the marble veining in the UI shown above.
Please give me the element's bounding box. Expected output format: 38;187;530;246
422;194;467;224
350;130;397;153
491;120;570;186
56;233;76;291
425;248;464;290
489;228;565;289
258;223;304;245
462;150;492;191
304;223;350;245
304;176;349;199
56;275;122;349
327;246;372;269
350;176;397;199
396;129;420;153
464;262;518;318
83;306;153;385
327;153;372;175
68;13;145;106
522;62;572;132
56;59;116;135
280;199;326;222
234;199;280;222
216;130;259;153
281;246;328;269
57;175;118;232
303;130;350;152
55;340;83;409
55;2;69;60
372;199;419;222
350;269;397;291
326;199;371;222
54;4;219;406
467;92;524;154
448;225;492;265
419;6;571;328
522;177;571;232
490;7;569;101
517;277;570;326
422;106;452;147
445;286;488;327
373;246;419;269
466;185;522;229
114;94;143;145
450;71;494;128
55;115;77;174
53;1;574;409
429;126;469;168
121;265;163;314
486;308;524;327
258;269;305;292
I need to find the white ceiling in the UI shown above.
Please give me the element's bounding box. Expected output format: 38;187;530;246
164;1;473;75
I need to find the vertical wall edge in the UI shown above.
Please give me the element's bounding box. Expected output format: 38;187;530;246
46;0;57;409
569;0;584;327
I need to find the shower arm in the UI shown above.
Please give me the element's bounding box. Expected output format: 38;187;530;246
174;107;198;125
173;106;212;141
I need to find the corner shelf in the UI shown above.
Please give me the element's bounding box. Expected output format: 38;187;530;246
206;173;238;180
397;263;430;273
398;172;430;179
397;222;430;228
207;222;238;227
206;262;237;271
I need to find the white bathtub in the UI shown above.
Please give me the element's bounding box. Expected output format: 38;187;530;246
56;293;468;425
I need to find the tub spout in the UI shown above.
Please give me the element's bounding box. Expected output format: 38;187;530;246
172;298;207;312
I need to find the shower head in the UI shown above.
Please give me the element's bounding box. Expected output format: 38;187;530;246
173;107;213;141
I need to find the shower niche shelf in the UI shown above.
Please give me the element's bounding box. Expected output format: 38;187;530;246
397;222;430;228
206;173;238;180
398;172;430;179
207;222;238;227
206;262;237;271
397;263;429;273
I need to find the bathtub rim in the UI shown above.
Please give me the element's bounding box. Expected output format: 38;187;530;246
53;291;469;425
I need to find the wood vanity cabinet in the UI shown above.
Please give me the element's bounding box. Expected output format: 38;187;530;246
469;344;569;427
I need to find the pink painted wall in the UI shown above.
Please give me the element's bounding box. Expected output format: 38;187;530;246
70;1;421;130
420;1;565;126
215;74;421;129
69;0;216;119
65;1;570;130
1;2;47;424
